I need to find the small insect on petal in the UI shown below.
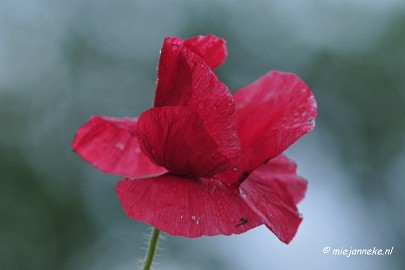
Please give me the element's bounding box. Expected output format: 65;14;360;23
236;217;248;227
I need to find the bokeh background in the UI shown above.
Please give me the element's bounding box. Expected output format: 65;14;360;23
1;0;404;269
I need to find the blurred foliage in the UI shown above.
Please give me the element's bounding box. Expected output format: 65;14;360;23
306;14;405;195
1;0;404;269
0;145;95;270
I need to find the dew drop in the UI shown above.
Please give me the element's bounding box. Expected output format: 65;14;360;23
212;105;218;111
191;216;196;220
172;44;179;51
233;166;238;171
135;147;141;154
200;63;205;68
115;142;125;150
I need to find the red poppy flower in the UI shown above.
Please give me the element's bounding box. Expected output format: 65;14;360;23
72;35;317;244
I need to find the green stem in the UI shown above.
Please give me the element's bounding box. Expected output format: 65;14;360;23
142;227;160;270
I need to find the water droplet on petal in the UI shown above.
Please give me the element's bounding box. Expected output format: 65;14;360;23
172;44;179;51
191;216;196;220
115;142;125;150
135;147;141;153
233;166;238;171
212;105;218;111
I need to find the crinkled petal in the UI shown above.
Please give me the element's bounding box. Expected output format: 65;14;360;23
72;116;167;177
184;35;227;68
154;41;240;171
137;106;234;177
254;154;307;204
116;175;262;237
234;71;317;176
240;155;307;244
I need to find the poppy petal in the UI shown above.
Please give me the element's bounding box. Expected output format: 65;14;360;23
154;41;240;170
137;106;234;177
254;154;307;204
240;155;307;244
184;35;227;69
72;116;167;177
116;175;263;237
234;71;317;175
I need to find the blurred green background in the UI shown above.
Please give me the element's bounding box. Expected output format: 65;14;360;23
1;0;404;269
